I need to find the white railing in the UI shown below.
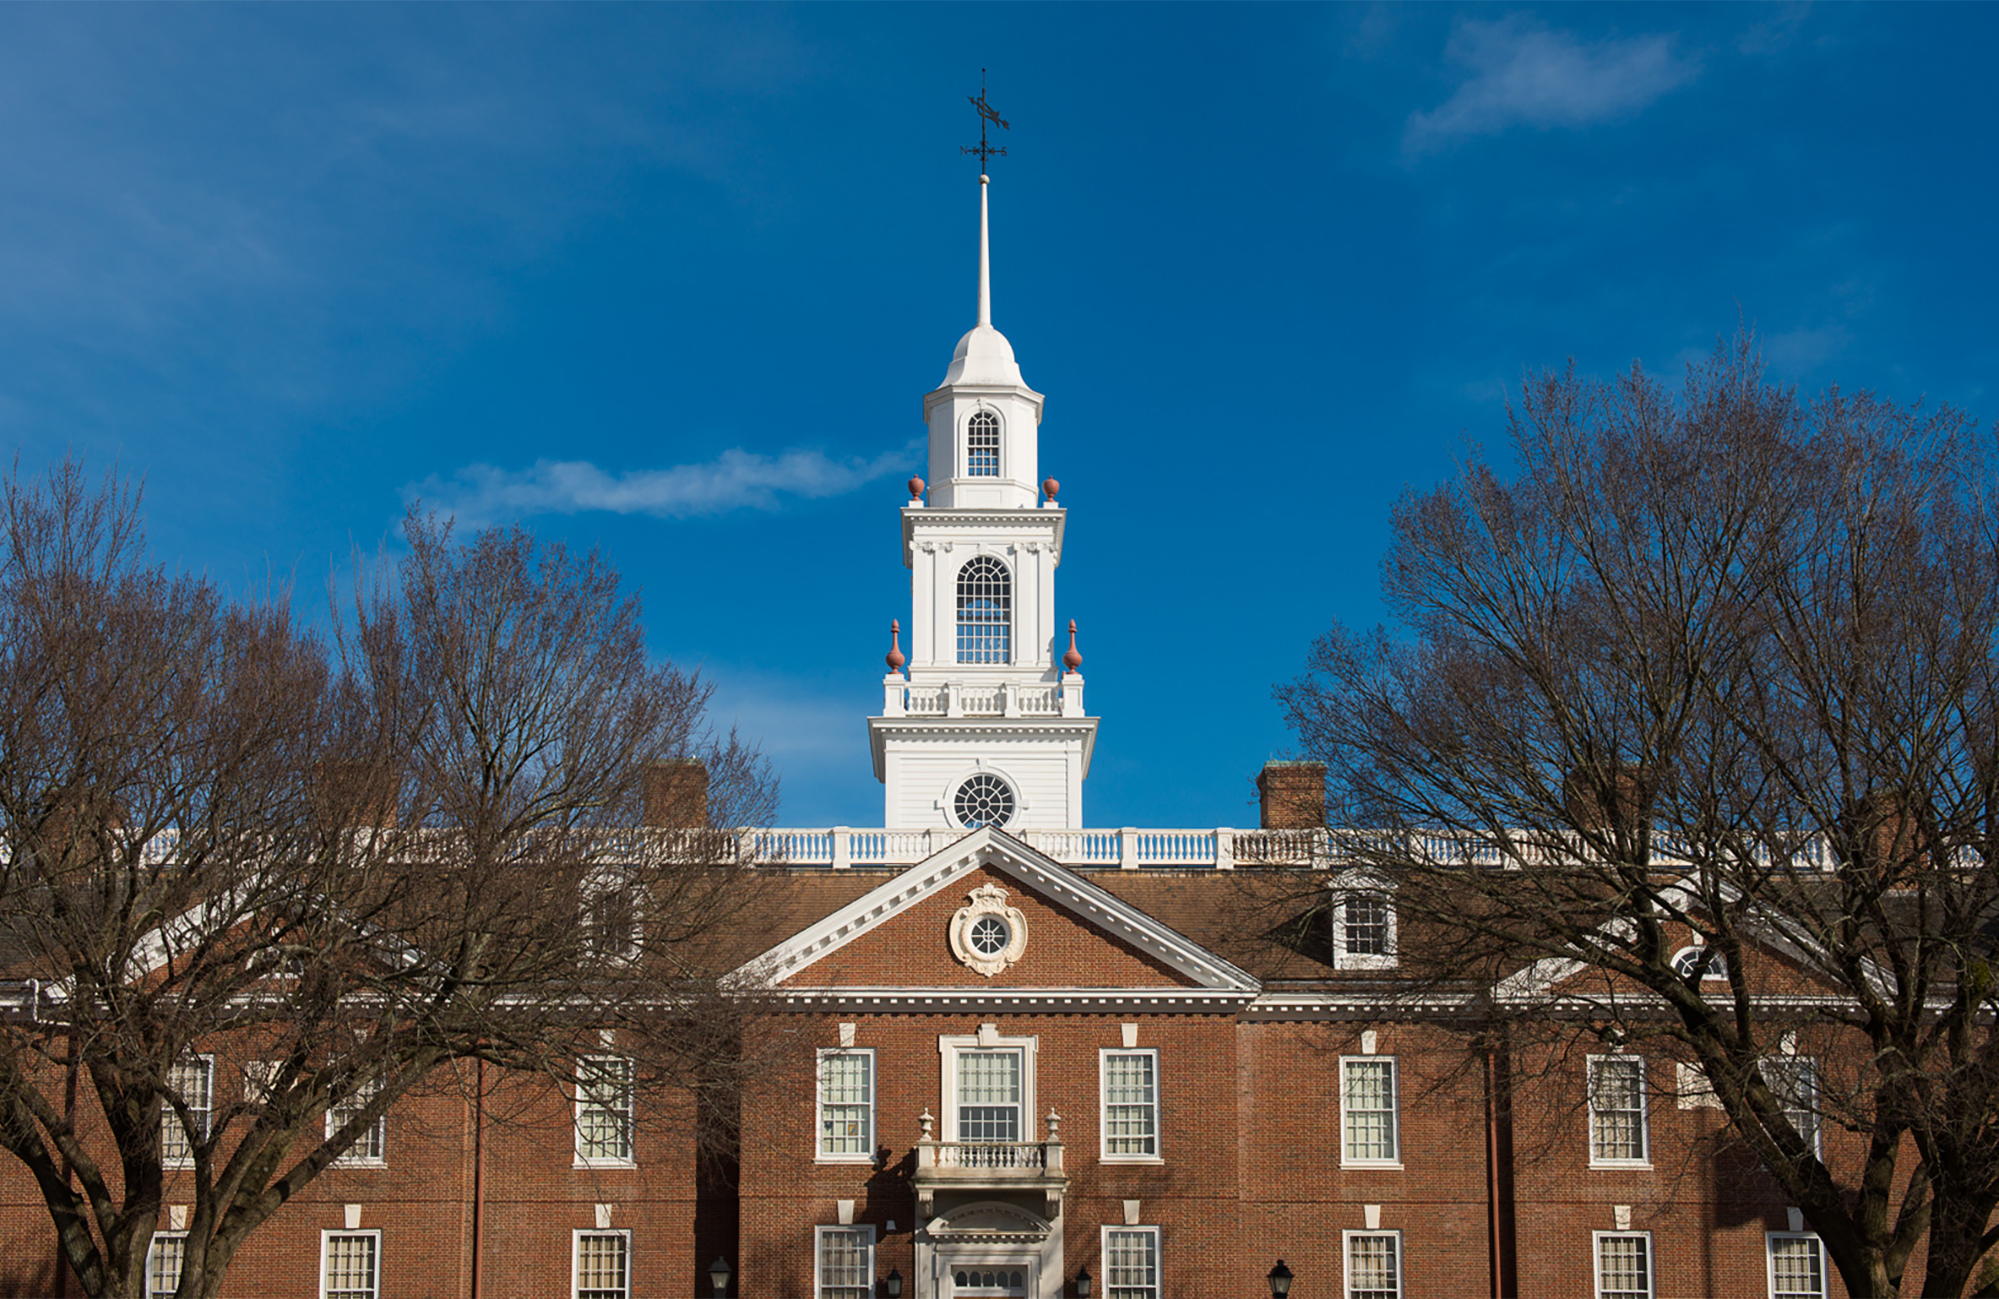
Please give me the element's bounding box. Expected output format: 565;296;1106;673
924;1140;1049;1171
734;826;1854;872
881;679;1083;719
737;826;1325;869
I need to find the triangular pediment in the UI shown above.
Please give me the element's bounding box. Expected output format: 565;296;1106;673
736;828;1259;1005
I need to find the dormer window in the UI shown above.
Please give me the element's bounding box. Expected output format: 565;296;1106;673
1330;871;1398;970
956;556;1011;663
967;410;1001;476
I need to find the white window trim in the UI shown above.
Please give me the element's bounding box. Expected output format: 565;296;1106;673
147;1231;187;1299
1760;1055;1823;1158
1670;944;1729;982
327;1078;388;1168
817;1048;876;1164
162;1054;215;1170
1329;874;1399;970
814;1223;876;1299
1341;1228;1403;1299
1593;1229;1655;1299
1587;1054;1652;1168
1766;1231;1828;1299
574;1054;637;1169
962;406;1004;479
318;1228;382;1299
938;1031;1038;1145
581;867;644;964
1099;1047;1162;1163
1338;1055;1402;1169
572;1227;633;1299
1100;1224;1161;1299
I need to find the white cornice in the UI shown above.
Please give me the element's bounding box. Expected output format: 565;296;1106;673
902;506;1065;568
771;987;1258;1014
867;717;1099;782
734;828;1261;995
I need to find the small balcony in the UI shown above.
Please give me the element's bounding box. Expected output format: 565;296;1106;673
911;1109;1069;1215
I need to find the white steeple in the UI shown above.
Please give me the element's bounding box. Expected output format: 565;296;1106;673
924;173;1045;511
869;166;1097;832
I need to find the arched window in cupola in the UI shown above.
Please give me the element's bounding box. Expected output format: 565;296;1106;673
956;556;1011;664
966;410;1001;477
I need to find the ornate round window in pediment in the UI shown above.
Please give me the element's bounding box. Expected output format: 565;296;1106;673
950;883;1028;977
954;773;1016;829
968;914;1012;956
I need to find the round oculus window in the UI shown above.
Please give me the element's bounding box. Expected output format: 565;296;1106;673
967;914;1012;956
954;773;1016;829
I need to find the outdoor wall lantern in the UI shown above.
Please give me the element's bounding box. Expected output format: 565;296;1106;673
884;1267;904;1297
1267;1259;1295;1297
1074;1265;1092;1297
708;1255;732;1298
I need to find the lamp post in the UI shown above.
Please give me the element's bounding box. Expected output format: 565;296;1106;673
1267;1259;1294;1297
885;1267;904;1298
1074;1265;1092;1297
708;1256;732;1298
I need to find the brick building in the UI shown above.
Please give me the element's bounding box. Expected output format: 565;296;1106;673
0;171;1853;1299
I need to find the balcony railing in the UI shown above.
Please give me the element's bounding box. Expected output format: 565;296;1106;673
912;1109;1068;1213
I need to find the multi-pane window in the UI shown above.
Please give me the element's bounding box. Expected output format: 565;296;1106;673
321;1231;379;1299
575;1056;635;1165
1102;1049;1159;1159
147;1232;186;1299
1343;896;1391;955
1104;1226;1160;1299
1333;892;1397;969
161;1056;213;1168
328;1078;387;1165
816;1225;874;1299
1344;1230;1402;1299
955;556;1011;664
967;410;1001;476
1589;1056;1650;1165
1340;1057;1400;1165
1595;1232;1653;1299
954;773;1016;830
818;1050;874;1160
1768;1233;1827;1299
574;1230;631;1299
957;1048;1023;1142
1761;1056;1822;1156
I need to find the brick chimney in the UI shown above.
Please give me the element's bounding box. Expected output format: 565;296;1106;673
1257;761;1326;830
643;760;709;829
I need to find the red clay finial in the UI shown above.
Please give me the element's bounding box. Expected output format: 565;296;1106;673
1042;476;1059;501
886;619;906;672
908;476;926;500
1062;619;1082;672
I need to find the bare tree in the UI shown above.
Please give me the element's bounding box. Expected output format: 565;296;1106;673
1278;340;1999;1297
0;473;776;1299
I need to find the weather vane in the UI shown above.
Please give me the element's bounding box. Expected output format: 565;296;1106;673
962;69;1009;170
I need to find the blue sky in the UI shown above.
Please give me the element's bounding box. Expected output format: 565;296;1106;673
4;4;1994;828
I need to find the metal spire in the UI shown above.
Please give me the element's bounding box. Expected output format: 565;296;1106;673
961;71;1009;329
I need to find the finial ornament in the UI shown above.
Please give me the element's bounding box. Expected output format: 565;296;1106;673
886;619;906;673
908;476;926;500
1042;476;1059;501
962;69;1009;171
1063;619;1083;672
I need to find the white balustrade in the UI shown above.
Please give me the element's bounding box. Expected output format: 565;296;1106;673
730;826;1844;872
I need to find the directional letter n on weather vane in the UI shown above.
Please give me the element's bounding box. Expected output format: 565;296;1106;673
963;69;1009;169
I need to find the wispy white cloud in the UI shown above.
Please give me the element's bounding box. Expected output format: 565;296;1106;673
411;444;912;527
1405;17;1699;154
